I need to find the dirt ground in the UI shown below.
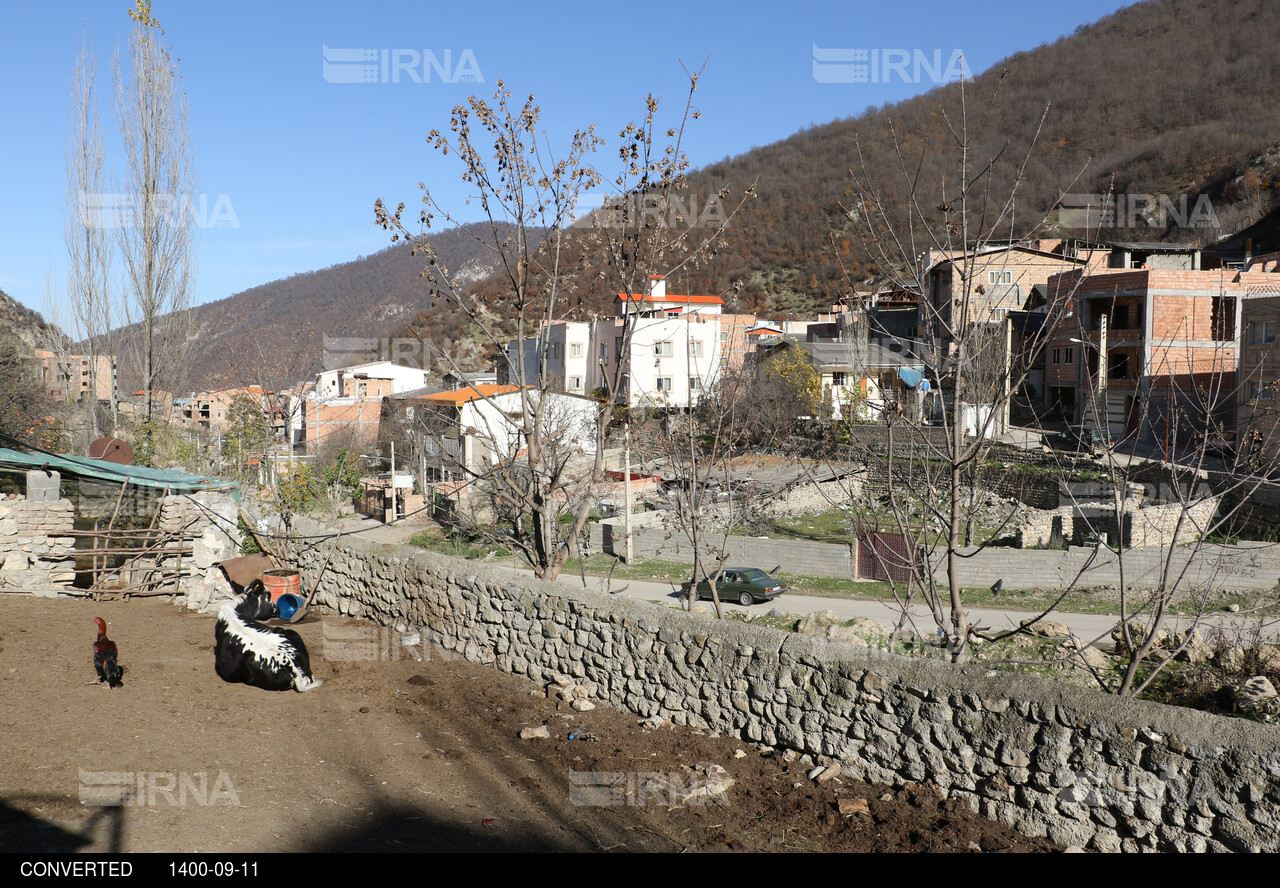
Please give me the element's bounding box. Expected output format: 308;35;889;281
0;593;1058;853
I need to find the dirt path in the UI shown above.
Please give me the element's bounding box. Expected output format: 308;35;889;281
0;593;1056;853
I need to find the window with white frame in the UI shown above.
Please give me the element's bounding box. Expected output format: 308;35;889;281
987;269;1013;285
720;330;729;342
832;371;847;386
689;376;702;392
655;377;673;392
568;376;583;391
569;343;583;357
688;340;704;357
654;341;673;357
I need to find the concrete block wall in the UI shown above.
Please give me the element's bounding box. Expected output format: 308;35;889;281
285;520;1280;852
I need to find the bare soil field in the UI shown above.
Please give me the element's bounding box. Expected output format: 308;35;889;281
0;593;1057;853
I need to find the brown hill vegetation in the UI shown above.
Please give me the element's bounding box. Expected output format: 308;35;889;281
394;0;1280;344
108;0;1280;391
104;223;522;394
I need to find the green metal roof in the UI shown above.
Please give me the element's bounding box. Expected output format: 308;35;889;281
0;447;239;497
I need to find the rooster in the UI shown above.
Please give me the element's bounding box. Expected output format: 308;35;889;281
92;617;123;688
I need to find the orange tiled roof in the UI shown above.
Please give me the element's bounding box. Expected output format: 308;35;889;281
419;384;524;406
617;293;724;305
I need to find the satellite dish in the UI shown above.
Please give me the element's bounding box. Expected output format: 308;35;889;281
89;437;133;465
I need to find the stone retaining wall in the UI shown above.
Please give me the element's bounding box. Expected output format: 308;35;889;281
287;519;1280;852
0;495;76;590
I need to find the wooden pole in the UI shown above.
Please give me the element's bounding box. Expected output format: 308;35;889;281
303;529;342;611
237;504;283;569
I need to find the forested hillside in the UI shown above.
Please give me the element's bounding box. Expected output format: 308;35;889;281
115;0;1280;391
402;0;1280;344
105;222;522;393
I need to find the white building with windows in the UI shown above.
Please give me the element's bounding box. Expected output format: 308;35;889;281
506;321;594;394
505;276;724;410
314;361;430;399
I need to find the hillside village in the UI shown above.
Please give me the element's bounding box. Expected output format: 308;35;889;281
10;0;1280;856
22;235;1280;497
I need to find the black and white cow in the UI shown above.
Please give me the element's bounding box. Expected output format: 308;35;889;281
214;580;323;692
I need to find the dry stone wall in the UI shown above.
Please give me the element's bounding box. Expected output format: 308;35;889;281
0;495;76;592
288;518;1280;852
158;492;242;610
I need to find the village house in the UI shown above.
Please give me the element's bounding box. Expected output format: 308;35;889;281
1234;263;1280;468
117;389;175;422
918;239;1101;336
32;349;116;405
295;361;431;452
175;385;273;435
1042;261;1280;447
378;383;599;512
758;335;928;422
506;275;730;410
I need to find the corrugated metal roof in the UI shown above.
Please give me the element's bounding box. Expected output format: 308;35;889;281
0;448;239;495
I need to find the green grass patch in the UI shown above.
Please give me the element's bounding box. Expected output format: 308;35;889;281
407;529;509;561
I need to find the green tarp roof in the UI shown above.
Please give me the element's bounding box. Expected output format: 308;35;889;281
0;447;239;496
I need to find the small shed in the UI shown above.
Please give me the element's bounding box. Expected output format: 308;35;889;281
0;448;240;597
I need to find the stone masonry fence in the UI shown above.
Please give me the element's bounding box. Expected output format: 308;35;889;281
287;517;1280;852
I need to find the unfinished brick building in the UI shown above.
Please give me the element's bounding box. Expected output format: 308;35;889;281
1044;267;1254;447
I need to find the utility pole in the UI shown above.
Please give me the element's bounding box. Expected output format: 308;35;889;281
1098;312;1108;442
624;424;633;563
1002;315;1013;435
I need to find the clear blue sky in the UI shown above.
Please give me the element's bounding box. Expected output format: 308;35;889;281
0;0;1136;324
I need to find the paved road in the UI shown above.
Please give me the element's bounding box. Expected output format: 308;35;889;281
324;513;1280;644
557;572;1280;645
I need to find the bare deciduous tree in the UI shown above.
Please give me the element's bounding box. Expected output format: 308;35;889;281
822;78;1091;662
376;66;750;580
113;0;196;427
65;31;118;439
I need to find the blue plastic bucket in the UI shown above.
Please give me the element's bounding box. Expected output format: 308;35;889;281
276;592;305;621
